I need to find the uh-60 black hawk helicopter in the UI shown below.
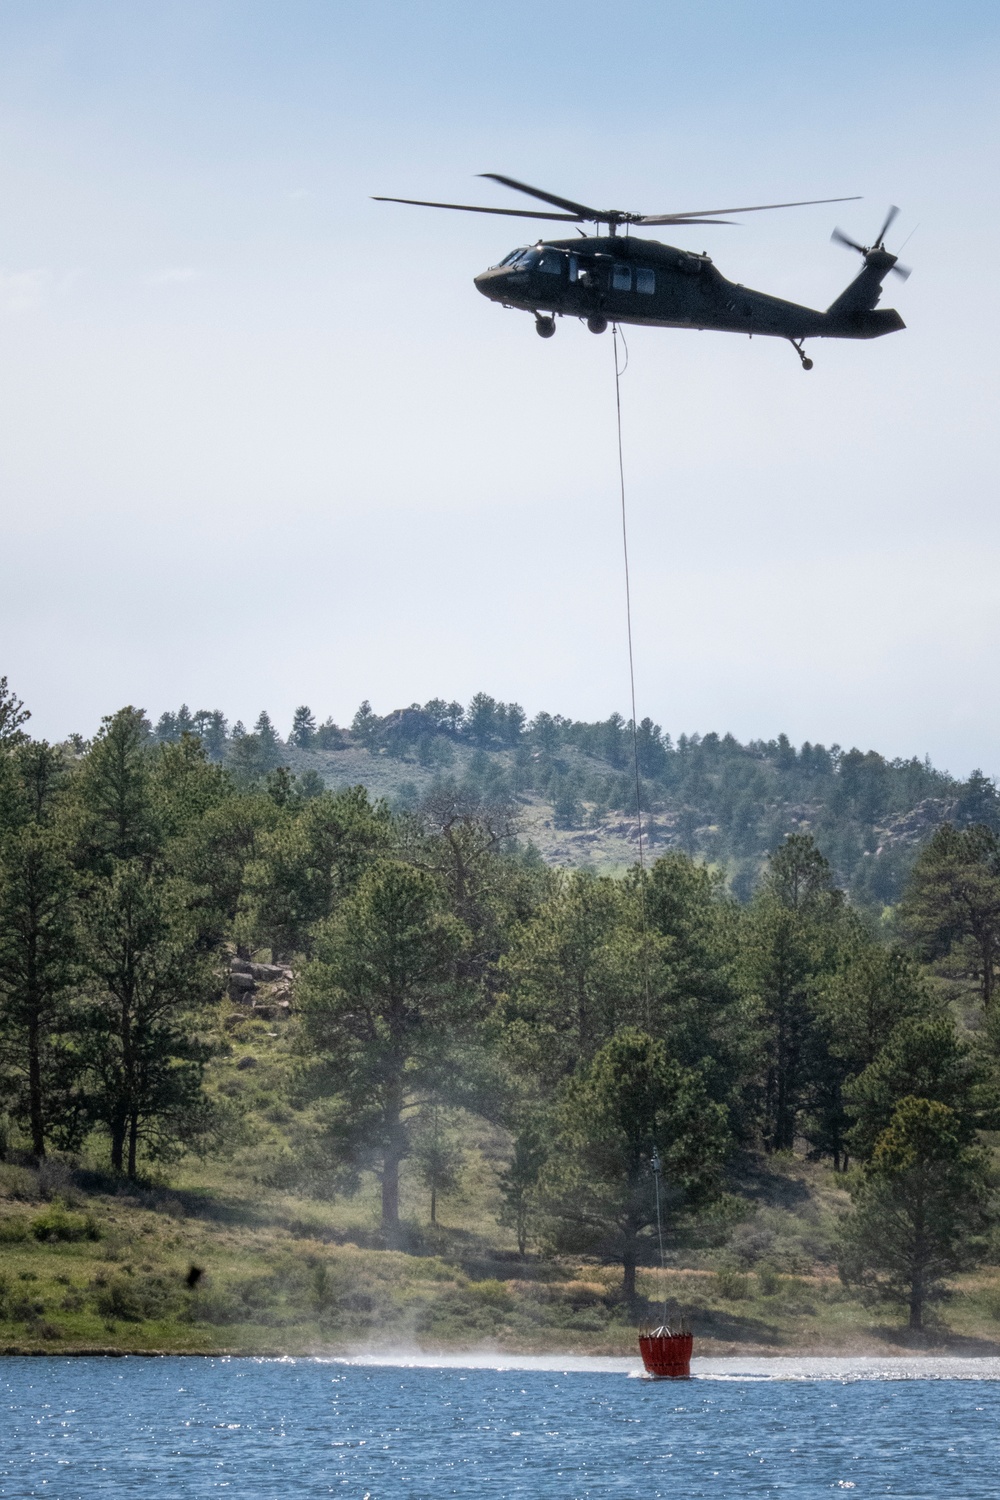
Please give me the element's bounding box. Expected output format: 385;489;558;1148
374;174;910;370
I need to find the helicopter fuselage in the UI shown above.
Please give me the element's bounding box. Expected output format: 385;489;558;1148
473;235;904;344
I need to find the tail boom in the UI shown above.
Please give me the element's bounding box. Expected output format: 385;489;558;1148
822;306;906;339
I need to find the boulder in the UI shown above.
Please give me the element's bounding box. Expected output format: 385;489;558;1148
250;963;288;983
228;973;256;1003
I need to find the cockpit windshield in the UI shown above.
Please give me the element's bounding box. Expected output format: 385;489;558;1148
496;247;538;269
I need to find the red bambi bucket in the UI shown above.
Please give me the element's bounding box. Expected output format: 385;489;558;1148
638;1329;693;1379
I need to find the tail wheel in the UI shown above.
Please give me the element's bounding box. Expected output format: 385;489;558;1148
535;316;556;338
587;314;608;335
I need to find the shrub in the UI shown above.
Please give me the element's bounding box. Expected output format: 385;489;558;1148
185;1288;248;1325
37;1160;74;1201
0;1217;29;1243
728;1223;777;1270
0;1164;38;1200
10;1297;46;1322
469;1278;514;1310
92;1273;173;1323
31;1205;100;1243
714;1269;749;1301
183;1279;271;1326
415;1286;511;1337
756;1264;781;1297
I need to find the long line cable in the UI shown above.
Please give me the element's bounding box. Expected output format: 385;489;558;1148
612;323;651;1024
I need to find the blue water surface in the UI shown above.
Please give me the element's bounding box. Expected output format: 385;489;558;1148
3;1355;1000;1498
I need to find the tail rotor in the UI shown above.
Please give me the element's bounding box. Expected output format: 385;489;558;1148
831;205;911;279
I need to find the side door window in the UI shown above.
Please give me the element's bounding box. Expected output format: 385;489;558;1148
636;267;655;294
612;262;632;291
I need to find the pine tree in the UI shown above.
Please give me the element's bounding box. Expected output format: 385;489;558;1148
0;677;30;748
413;1105;464;1226
741;835;846;1151
191;710;228;762
498;1119;547;1257
839;1096;993;1330
542;1030;728;1306
290;706;317;749
301;860;471;1243
76;859;214;1176
900;823;1000;1011
0;742;79;1157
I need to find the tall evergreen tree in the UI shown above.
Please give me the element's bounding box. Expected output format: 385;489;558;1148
741;835;847;1152
0;742;78;1157
70;712;217;1175
300;860;471;1242
542;1030;728;1306
76;859;214;1176
845;1014;995;1161
804;939;936;1169
498;871;632;1084
0;676;30;748
290;707;317;749
236;785;390;959
74;707;158;872
839;1096;994;1330
191;710;228;762
900;823;1000;1011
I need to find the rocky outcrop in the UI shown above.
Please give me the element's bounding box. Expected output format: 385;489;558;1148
873;798;955;855
226;954;294;1018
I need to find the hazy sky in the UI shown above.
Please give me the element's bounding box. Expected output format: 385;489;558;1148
2;1;998;774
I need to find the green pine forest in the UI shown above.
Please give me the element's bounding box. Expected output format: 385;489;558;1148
3;676;1000;1356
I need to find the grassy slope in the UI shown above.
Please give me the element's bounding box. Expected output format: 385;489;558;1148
4;1010;1000;1357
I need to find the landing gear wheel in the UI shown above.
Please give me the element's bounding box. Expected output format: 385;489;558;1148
587;314;608;335
535;315;556;339
790;339;813;371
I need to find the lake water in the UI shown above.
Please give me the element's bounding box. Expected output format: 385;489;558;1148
4;1353;1000;1498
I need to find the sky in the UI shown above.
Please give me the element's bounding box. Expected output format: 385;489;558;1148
1;0;998;775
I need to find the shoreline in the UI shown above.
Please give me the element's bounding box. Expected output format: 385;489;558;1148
6;1348;1000;1383
6;1339;1000;1362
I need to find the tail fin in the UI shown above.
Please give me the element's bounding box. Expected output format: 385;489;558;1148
826;249;898;316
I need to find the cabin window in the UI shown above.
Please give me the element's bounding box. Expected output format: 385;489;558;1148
612;263;632;291
568;255;579;282
538;252;563;275
636;267;655;294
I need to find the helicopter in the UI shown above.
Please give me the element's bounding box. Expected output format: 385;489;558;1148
373;174;910;370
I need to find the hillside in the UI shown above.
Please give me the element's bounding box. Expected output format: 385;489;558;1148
152;695;1000;904
3;684;999;1359
4;1018;1000;1357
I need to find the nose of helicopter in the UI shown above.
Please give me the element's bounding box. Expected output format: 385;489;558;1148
474;266;508;300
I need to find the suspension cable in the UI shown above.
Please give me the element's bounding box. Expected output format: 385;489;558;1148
612;323;651;1024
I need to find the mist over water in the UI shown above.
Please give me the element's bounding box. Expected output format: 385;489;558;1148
334;1349;1000;1380
4;1356;1000;1497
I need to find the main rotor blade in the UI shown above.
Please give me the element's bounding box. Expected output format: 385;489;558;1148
372;196;582;222
639;218;738;227
831;227;867;253
479;173;602;220
639;195;860;225
874;204;900;246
